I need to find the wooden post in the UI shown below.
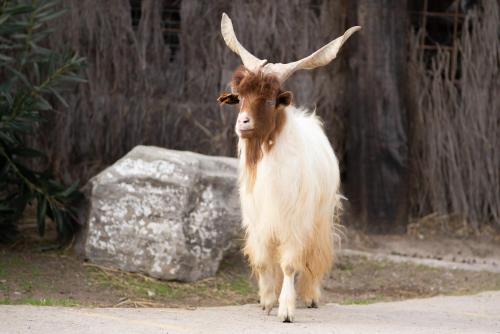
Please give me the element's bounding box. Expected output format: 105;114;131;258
345;0;409;232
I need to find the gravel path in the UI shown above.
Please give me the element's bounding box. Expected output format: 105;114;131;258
1;291;499;334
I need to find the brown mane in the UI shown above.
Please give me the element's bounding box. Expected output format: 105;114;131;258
232;66;280;99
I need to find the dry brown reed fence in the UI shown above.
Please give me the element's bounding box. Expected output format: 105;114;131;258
31;0;499;229
408;0;500;228
37;0;349;182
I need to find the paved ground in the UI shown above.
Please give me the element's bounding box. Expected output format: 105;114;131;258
1;291;499;334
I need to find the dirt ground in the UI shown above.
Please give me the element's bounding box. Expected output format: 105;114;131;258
343;223;500;271
1;229;500;308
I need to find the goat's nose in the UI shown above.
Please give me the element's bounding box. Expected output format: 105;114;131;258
238;115;250;124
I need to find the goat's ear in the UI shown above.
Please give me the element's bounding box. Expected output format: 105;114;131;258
277;91;293;107
217;93;240;105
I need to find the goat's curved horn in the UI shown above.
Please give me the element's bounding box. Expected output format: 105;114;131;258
264;26;362;83
221;13;267;73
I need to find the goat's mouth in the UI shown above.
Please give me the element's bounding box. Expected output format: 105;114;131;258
238;126;254;132
236;127;255;137
236;124;254;132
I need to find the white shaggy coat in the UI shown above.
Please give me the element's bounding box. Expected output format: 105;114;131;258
238;106;341;321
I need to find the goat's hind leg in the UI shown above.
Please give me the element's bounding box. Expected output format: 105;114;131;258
297;269;321;308
298;217;334;309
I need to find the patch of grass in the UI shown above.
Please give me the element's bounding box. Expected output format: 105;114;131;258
86;266;179;299
85;262;256;306
341;295;385;305
336;261;354;272
0;297;80;307
216;274;254;295
30;265;41;278
152;283;176;297
0;254;28;270
20;281;33;292
131;277;178;299
0;254;39;282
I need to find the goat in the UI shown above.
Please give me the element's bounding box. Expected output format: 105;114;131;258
218;13;360;322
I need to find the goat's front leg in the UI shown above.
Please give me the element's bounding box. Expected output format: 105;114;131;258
245;234;279;314
258;264;279;314
278;263;297;322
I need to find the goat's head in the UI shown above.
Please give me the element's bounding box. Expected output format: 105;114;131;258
220;66;291;141
217;13;360;140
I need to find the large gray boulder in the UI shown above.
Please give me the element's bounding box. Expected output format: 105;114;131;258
81;145;241;282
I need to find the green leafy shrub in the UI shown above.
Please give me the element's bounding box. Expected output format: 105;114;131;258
0;0;86;243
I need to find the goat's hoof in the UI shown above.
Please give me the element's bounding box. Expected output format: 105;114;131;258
260;295;276;315
261;301;274;315
307;300;318;308
278;311;295;323
262;304;273;315
263;304;273;315
278;304;295;323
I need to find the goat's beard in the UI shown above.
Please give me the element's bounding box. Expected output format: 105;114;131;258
240;136;263;192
